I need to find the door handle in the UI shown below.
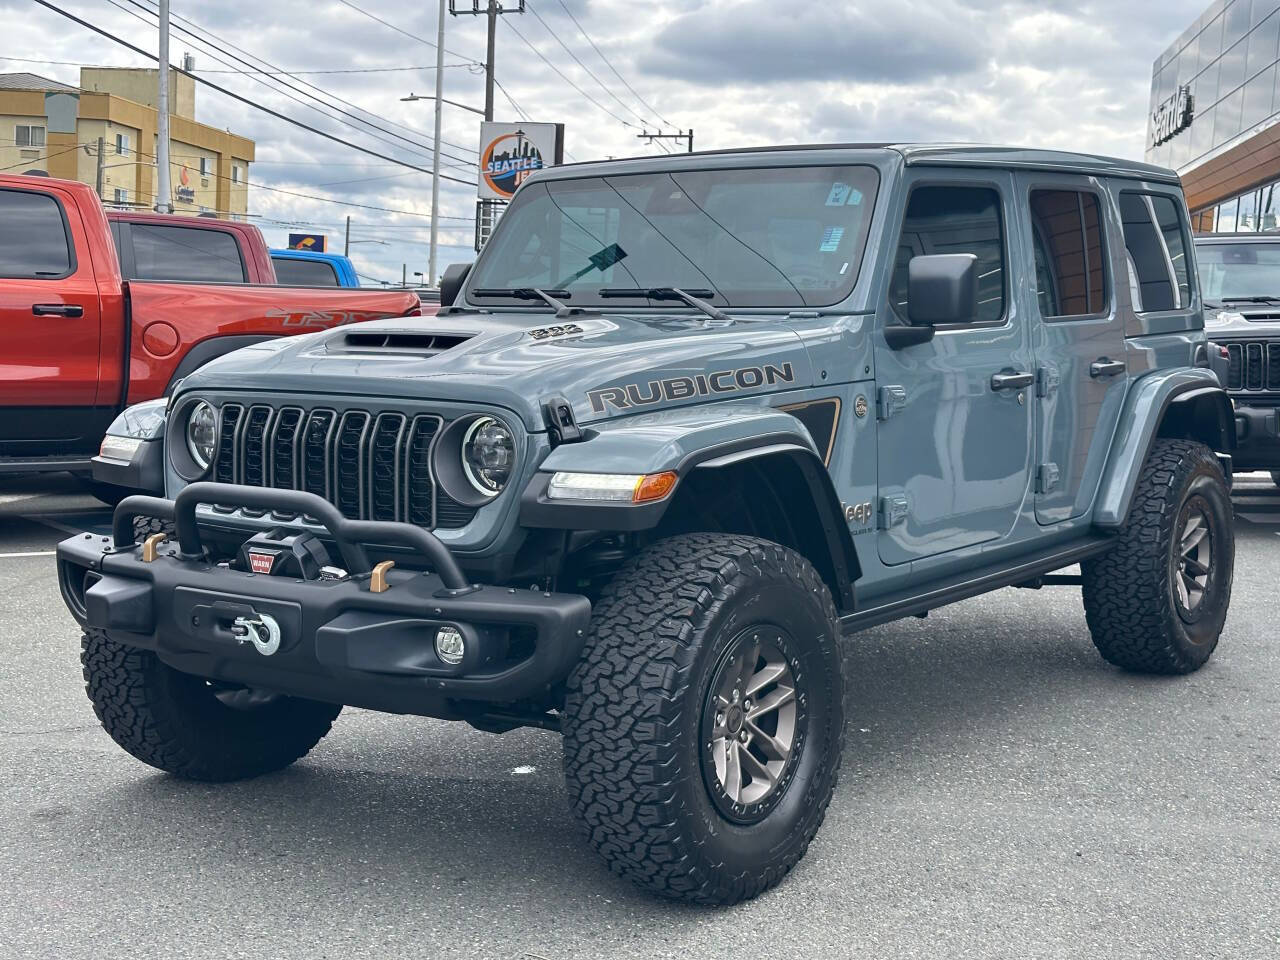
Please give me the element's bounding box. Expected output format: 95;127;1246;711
1090;358;1126;378
32;303;84;317
990;370;1034;391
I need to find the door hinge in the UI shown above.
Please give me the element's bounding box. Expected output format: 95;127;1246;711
876;385;907;421
1036;462;1060;494
1035;365;1060;398
878;494;910;529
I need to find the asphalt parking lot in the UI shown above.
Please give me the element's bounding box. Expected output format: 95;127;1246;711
1;474;1277;960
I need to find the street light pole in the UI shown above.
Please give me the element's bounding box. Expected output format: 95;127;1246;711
154;0;172;213
429;0;447;288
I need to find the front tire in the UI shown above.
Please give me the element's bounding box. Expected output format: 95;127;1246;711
562;534;845;905
1082;439;1233;674
82;629;340;781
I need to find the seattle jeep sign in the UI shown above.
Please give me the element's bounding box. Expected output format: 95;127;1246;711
1151;85;1194;147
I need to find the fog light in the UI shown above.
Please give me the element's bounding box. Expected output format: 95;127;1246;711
435;625;465;665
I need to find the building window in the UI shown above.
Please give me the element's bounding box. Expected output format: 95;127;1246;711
199;157;211;177
15;125;46;148
231;165;242;184
115;133;130;156
113;188;129;207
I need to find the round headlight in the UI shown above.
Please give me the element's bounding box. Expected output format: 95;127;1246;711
185;401;217;471
461;416;514;496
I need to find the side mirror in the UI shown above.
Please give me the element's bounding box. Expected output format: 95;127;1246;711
907;253;978;325
439;262;473;307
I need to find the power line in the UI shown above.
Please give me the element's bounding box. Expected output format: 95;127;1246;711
29;0;474;186
552;0;674;128
334;0;481;65
113;0;477;167
501;17;638;129
0;142;92;172
0;54;474;75
524;0;653;128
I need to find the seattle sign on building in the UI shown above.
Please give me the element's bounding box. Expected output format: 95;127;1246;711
1151;85;1194;148
477;122;565;201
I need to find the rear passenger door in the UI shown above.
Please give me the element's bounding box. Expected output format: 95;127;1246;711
1016;174;1127;524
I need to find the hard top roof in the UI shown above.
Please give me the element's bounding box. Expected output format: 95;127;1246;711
537;142;1179;186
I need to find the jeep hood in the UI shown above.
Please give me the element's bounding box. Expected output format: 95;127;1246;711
182;311;818;431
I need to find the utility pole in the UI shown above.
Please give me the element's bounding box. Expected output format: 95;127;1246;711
429;0;446;287
154;0;172;213
449;1;526;122
402;263;407;288
95;136;105;200
637;129;695;153
344;216;351;256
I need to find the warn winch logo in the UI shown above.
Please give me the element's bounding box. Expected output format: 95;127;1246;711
586;362;795;414
247;551;278;575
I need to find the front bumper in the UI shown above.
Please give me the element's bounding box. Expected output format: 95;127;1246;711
1231;402;1280;469
56;482;591;716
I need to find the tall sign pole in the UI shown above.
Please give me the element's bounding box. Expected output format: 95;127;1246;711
154;0;172;213
429;0;447;287
484;0;498;121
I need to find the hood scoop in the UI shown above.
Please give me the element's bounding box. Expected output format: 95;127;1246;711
337;330;474;354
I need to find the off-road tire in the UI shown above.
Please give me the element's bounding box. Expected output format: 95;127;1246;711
82;628;341;781
132;515;176;545
1082;439;1233;674
562;533;845;905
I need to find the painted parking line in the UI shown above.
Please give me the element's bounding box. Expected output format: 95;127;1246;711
0;551;56;559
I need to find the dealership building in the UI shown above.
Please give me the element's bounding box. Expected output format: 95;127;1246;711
1147;0;1280;232
0;67;253;218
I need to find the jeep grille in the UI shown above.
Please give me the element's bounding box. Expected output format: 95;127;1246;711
1223;341;1280;393
211;404;475;528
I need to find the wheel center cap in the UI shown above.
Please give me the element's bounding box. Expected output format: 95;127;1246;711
726;706;745;734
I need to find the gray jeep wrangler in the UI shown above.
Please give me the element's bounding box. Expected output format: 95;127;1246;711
1197;232;1280;482
57;144;1236;905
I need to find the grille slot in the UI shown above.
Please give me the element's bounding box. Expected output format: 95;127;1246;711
1222;340;1280;392
211;402;467;529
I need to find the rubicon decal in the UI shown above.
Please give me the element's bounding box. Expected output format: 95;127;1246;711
587;362;795;414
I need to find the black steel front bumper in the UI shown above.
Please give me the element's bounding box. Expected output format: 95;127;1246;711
55;482;592;716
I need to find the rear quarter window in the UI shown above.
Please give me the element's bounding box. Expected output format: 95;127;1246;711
0;189;74;279
1119;192;1193;312
130;224;247;283
272;257;340;286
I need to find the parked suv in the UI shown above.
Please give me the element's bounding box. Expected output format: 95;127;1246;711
1197;233;1280;482
58;145;1235;905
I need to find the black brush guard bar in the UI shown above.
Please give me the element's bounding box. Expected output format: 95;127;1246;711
113;482;471;592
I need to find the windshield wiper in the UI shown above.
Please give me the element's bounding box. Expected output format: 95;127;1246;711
470;287;574;316
1221;296;1280;304
599;287;733;325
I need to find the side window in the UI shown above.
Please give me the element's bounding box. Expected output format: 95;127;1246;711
891;185;1005;324
0;189;73;279
1028;190;1107;318
272;257;340;286
1119;192;1193;312
130;224;247;283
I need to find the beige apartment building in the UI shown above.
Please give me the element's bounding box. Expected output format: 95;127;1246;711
0;67;253;218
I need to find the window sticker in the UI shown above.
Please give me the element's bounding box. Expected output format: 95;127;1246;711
820;226;845;252
826;183;853;206
846;188;863;206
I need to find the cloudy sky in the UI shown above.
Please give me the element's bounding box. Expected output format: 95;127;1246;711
7;0;1205;283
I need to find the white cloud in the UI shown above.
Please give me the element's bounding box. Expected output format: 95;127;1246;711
5;0;1207;281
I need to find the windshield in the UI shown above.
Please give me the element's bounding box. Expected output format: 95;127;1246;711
466;165;880;308
1196;241;1280;304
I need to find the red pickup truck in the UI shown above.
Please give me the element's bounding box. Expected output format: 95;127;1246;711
0;175;423;483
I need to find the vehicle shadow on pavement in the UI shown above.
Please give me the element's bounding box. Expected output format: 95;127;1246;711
71;576;1240;922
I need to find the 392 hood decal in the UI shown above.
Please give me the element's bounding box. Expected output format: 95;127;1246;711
587;362;795;414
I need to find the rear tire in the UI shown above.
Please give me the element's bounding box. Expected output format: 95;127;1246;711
562;533;845;905
82;628;340;781
1082;439;1233;674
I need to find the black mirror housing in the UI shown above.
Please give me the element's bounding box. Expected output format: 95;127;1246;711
907;253;978;327
439;262;473;307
